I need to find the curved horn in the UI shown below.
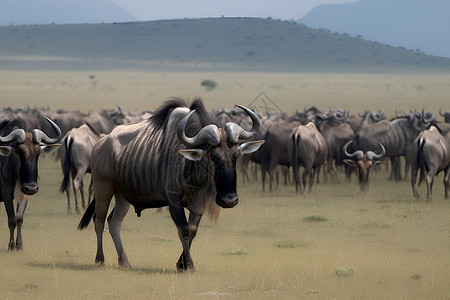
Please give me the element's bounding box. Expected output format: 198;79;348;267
439;108;445;117
0;128;26;144
224;105;261;144
177;110;220;147
423;112;435;124
367;142;386;160
31;117;62;144
343;140;364;160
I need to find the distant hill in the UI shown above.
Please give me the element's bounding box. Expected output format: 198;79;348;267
299;0;450;58
0;17;449;72
0;0;137;25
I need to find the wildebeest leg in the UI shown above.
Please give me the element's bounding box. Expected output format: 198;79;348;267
88;178;94;204
176;212;202;271
253;162;258;181
404;156;411;181
240;155;250;183
65;185;72;214
3;191;16;250
71;179;80;214
411;162;421;199
316;165;321;183
308;168;316;193
323;159;330;183
169;203;195;272
293;165;301;194
108;194;131;268
74;169;87;210
389;157;397;181
302;168;307;193
444;167;450;199
79;181;86;210
344;164;353;182
275;168;280;190
15;199;28;250
283;166;290;185
329;161;340;183
93;184;114;265
261;164;266;192
426;172;435;201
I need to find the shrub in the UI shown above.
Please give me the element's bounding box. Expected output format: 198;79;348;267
201;79;217;91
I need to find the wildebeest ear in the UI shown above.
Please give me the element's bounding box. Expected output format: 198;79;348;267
40;144;61;154
238;140;265;155
0;146;14;157
179;149;206;161
343;159;356;167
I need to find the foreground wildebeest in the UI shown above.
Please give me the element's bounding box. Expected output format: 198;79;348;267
78;98;264;271
288;122;327;194
0;118;61;250
59;124;102;214
343;140;385;193
411;124;450;201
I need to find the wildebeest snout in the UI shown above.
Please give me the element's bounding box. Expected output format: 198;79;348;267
216;194;238;208
21;183;39;195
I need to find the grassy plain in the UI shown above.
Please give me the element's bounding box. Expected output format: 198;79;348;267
1;70;450;299
1;71;450;114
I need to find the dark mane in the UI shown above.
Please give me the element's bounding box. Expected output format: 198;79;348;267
189;98;215;127
150;98;188;132
149;97;215;132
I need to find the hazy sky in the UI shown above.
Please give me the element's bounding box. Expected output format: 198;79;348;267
111;0;360;21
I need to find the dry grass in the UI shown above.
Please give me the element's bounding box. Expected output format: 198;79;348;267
0;70;450;299
1;71;450;115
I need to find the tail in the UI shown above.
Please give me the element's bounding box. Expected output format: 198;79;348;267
417;138;426;186
77;197;96;230
60;136;73;193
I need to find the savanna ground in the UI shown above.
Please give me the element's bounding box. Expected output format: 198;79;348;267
0;70;449;299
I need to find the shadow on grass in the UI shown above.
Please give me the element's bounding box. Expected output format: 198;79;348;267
28;261;177;275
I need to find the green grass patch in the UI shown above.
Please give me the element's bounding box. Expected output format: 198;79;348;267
303;215;327;223
275;240;308;249
25;283;38;290
333;266;356;278
226;248;248;256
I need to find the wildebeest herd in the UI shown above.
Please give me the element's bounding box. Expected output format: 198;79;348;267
1;100;449;271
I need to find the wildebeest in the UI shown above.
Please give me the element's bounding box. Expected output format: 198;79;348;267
439;108;450;123
316;111;355;183
347;110;386;134
77;98;264;271
59;124;102;214
355;110;434;181
0;117;61;250
411;124;450;201
288;122;327;194
260;119;299;192
343;140;386;193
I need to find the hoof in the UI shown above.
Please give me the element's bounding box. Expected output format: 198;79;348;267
176;261;195;273
119;261;132;268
